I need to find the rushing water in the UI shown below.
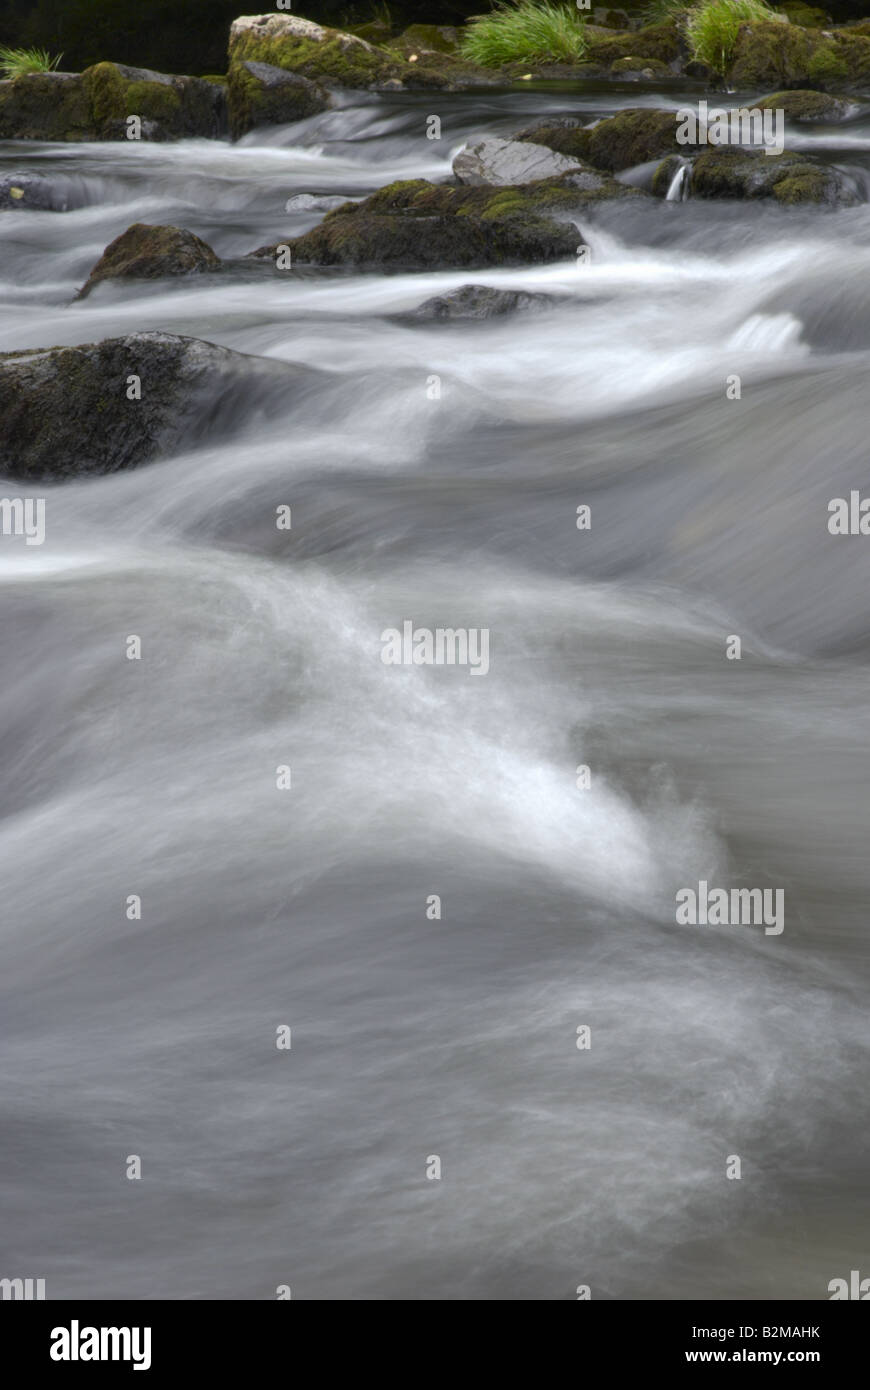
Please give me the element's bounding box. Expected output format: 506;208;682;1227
1;83;869;1300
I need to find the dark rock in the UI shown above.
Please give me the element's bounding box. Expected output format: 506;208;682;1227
0;332;315;481
0;62;226;142
248;172;639;271
0;172;69;212
689;146;858;204
758;88;857;121
77;223;221;300
408;284;558;320
227;59;331;138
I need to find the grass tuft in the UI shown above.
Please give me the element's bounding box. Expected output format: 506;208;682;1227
459;1;588;68
684;0;787;74
0;45;63;78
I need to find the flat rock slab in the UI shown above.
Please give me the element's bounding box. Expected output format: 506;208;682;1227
453;137;589;186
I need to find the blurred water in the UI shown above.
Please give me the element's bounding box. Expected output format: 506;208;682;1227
0;87;868;1300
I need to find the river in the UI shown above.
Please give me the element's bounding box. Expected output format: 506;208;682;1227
0;81;868;1299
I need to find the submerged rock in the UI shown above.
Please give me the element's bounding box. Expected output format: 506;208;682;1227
249;173;637;271
0;172;71;212
227;59;331;138
77;223;221;300
0;62;226;142
408;284;558;320
453;136;589;186
0;332;313;481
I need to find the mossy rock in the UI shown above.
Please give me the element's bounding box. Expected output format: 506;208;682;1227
727;21;870;87
585;20;683;66
774;3;829;26
228;13;404;89
582;108;700;171
247;172;641;271
758;88;855;120
77;222;221;299
227;60;331;138
0;71;92;142
389;25;460;56
690;146;856;203
0;62;226;141
513;118;591;161
516;109;700;172
610;56;672;75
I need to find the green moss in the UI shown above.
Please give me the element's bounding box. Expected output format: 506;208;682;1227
229;29;402;88
773;2;827;25
389;24;460;54
0;71;91;140
125;80;182;120
772;168;829;201
758;88;849;118
81;61;126;126
585;20;682;64
727;21;870;85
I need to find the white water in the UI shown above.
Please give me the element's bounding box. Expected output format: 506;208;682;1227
1;88;869;1300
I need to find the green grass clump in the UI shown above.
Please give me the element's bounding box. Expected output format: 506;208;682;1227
684;0;787;74
0;45;63;79
459;1;588;67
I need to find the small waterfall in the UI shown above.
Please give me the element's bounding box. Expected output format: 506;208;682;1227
665;159;691;202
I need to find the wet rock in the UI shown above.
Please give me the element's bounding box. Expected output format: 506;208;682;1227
0;172;70;211
727;20;870;89
249;172;638;271
609;56;673;78
758;88;857;121
453;136;589;185
408;283;558;319
569;107;700;172
228;12;404;89
0;62;226;142
227;59;331;138
0;332;314;481
77;223;221;300
690;147;858;204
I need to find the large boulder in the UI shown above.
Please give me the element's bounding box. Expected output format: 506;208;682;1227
0;62;227;142
689;146;858;204
227;59;331;138
228;12;404;88
77;223;221;300
453;136;589;186
248;172;639;271
0;333;314;481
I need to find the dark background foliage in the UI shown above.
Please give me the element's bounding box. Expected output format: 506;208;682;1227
0;0;869;76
